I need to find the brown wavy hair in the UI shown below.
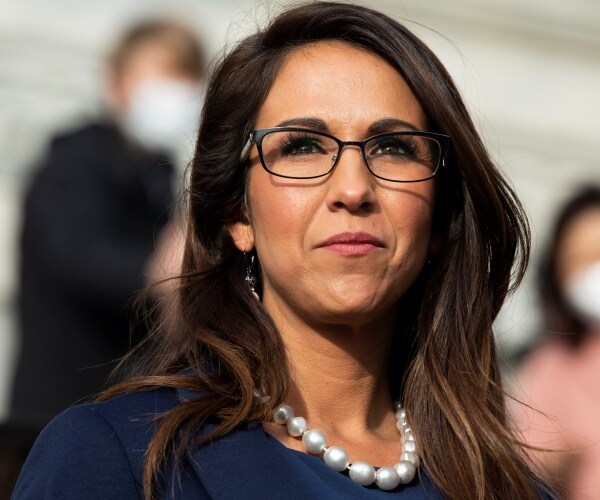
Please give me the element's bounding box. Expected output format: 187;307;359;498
101;2;547;498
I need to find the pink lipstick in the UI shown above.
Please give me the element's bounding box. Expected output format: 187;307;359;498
316;231;384;256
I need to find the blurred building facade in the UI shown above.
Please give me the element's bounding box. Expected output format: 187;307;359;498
0;0;598;417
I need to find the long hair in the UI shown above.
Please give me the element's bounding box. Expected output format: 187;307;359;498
538;185;600;347
101;2;540;498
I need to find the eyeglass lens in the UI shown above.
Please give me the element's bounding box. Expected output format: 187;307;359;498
259;130;441;181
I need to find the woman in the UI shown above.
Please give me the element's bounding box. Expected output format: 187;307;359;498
511;185;600;498
13;2;551;499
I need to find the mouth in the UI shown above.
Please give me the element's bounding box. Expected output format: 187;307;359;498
316;231;385;256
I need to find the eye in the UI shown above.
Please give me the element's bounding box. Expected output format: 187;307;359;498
368;137;416;157
280;133;328;156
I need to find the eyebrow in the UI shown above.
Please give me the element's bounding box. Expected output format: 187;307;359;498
367;118;419;134
275;117;328;130
273;117;420;134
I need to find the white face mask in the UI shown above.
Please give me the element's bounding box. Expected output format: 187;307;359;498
564;261;600;328
120;78;201;155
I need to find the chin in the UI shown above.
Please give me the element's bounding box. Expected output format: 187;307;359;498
311;295;398;327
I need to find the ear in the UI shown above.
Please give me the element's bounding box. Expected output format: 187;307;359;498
228;221;255;252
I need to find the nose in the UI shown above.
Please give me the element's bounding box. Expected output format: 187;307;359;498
325;144;376;213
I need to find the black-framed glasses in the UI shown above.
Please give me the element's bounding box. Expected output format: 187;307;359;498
240;127;450;183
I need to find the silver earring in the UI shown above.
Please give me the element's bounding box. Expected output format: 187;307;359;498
244;252;260;301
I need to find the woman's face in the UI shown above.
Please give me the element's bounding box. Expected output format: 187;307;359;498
555;206;600;328
231;41;436;328
556;206;600;286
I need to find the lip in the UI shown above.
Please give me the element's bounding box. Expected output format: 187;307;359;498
316;231;385;256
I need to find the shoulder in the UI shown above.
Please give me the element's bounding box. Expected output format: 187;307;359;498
25;123;115;195
48;122;117;151
513;340;571;392
34;122;118;176
24;122;124;207
12;389;182;500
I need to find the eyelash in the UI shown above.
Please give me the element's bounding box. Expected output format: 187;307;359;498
279;133;326;154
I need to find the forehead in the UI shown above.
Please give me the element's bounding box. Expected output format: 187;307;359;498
556;206;600;280
255;41;427;132
119;40;189;80
559;207;600;256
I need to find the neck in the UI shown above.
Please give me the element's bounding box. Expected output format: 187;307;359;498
265;295;399;437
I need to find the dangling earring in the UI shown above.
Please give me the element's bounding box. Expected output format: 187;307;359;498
244;252;260;301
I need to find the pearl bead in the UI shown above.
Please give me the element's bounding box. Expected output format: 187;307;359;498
349;461;376;486
323;446;349;471
272;400;419;491
404;439;417;453
401;451;419;467
375;466;401;490
286;416;307;437
302;429;327;454
273;405;293;424
394;460;417;484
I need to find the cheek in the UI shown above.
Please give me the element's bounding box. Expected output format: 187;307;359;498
247;172;318;256
250;192;316;298
395;216;432;278
387;187;435;247
385;198;434;299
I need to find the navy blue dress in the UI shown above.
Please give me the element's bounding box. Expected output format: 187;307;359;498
12;388;445;499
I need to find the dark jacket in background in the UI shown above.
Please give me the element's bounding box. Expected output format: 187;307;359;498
10;122;174;425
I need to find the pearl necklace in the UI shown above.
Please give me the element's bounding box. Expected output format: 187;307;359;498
272;402;419;491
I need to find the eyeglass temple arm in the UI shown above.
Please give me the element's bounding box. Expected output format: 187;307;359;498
240;133;255;161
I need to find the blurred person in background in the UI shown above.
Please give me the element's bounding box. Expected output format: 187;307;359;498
511;185;600;498
9;20;205;427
